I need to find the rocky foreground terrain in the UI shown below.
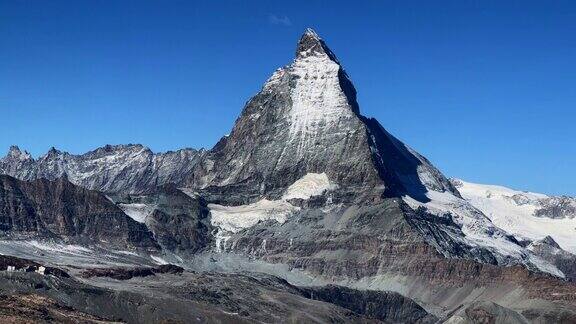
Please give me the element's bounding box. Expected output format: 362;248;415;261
1;29;576;323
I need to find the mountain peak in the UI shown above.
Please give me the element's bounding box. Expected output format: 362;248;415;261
8;145;22;155
296;28;338;62
539;235;562;249
42;146;64;159
7;145;32;161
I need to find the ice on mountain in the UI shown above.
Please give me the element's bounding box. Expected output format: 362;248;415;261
118;203;156;223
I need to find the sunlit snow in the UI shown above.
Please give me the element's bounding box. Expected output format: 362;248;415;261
403;189;565;278
209;173;334;251
118;203;156;223
455;179;576;254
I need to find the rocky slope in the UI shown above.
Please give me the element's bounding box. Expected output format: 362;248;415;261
113;185;213;254
444;301;531;324
0;254;438;324
0;175;158;249
304;285;436;323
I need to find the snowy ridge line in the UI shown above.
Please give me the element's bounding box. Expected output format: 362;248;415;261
452;178;576;254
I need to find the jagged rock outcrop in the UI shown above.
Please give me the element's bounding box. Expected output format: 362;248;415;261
535;196;576;219
0;175;158;249
528;236;576;281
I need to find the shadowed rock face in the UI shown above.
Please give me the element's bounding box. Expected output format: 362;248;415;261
0;175;158;249
80;264;184;280
113;185;213;254
0;294;116;324
304;285;436;323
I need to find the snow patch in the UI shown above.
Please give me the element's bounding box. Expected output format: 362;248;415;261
27;240;93;254
115;250;139;256
214;228;232;253
118;203;156;223
209;199;298;233
150;255;168;265
283;172;334;200
209;173;335;251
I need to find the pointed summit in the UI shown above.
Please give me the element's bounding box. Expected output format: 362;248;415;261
7;145;32;161
193;28;459;203
539;236;561;249
296;28;338;61
8;145;22;156
43;146;63;159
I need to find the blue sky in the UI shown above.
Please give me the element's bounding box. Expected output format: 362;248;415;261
1;0;574;195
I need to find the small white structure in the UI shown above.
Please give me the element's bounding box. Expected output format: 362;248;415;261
36;266;46;275
7;266;16;272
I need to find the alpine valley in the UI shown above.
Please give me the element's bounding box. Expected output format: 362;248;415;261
1;29;575;323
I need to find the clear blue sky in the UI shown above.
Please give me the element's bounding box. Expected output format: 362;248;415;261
1;0;574;195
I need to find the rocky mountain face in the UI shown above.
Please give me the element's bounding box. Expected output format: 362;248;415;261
0;145;204;194
0;174;158;249
528;236;576;281
113;185;213;254
189;29;458;203
535;196;576;219
189;29;564;278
